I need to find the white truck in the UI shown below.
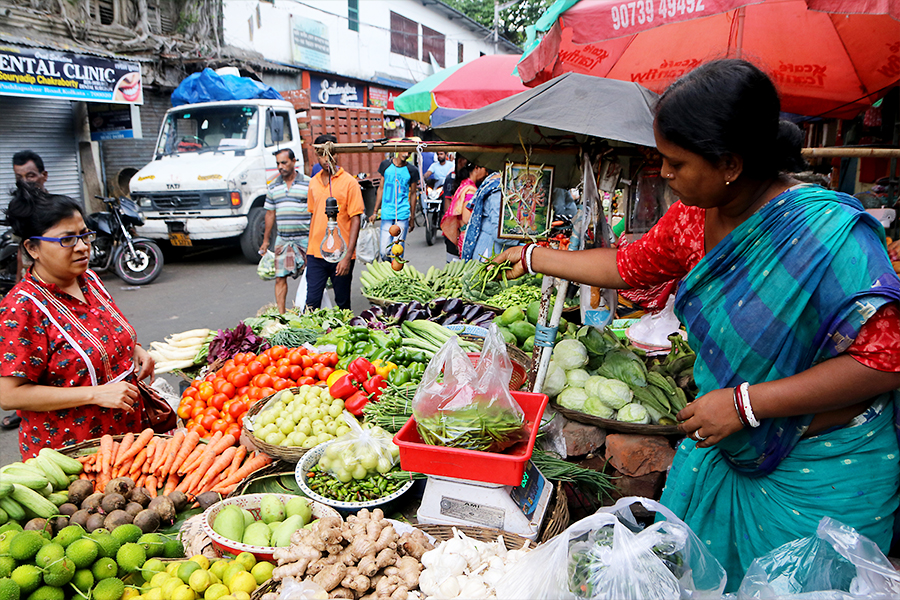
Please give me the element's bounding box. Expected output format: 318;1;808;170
129;99;303;261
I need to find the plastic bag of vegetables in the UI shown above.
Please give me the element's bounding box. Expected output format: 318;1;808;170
318;412;400;481
494;496;727;600
257;250;276;281
413;324;526;453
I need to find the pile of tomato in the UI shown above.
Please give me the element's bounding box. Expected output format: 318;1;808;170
177;345;340;438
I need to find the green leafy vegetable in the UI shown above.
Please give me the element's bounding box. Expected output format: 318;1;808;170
617;403;650;424
557;387;589;411
553;339;589;371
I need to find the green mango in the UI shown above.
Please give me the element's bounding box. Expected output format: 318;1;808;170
497;327;517;346
259;496;285;524
271;515;304;547
526;301;541;325
212;506;245;543
241;509;254;529
509;321;536;345
241;522;271;547
499;306;525;326
523;335;535;353
285;497;312;526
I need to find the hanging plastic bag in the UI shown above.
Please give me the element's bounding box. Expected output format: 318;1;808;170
316;413;399;481
412;324;526;453
356;220;378;264
494;496;727;600
627;294;682;349
257;250;276;281
737;517;900;599
293;269;308;308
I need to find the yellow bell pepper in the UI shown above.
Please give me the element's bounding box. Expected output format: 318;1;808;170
326;369;350;387
375;361;398;378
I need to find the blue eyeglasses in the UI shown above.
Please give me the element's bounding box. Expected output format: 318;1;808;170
29;231;97;247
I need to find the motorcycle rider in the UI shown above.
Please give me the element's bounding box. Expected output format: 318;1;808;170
3;151;49;430
424;151;454;189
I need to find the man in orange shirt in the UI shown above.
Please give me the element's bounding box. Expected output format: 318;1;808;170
305;134;365;309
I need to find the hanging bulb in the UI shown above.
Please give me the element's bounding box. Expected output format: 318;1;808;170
320;197;347;263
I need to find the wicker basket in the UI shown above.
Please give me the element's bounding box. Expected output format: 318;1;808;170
251;580;277;600
416;524;534;550
551;401;681;436
242;388;313;464
540;483;570;542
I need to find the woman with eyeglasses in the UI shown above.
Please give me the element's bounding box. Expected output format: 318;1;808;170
0;183;153;457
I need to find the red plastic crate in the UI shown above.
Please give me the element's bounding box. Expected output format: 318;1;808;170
392;390;549;486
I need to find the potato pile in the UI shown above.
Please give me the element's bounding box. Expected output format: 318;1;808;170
53;477;187;536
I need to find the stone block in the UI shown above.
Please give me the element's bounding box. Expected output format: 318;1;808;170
605;433;676;477
563;420;607;456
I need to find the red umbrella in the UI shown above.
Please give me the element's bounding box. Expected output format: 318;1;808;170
518;0;900;118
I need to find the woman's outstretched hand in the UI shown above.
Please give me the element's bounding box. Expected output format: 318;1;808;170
93;382;139;413
493;245;528;280
676;388;744;448
134;345;155;381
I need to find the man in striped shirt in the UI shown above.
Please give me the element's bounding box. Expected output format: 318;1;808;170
259;148;310;313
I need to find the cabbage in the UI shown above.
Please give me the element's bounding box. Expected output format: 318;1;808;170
565;368;591;389
553;339;589;371
584;377;632;410
617;403;650;424
584;396;615;419
557;387;588;411
543;362;568;398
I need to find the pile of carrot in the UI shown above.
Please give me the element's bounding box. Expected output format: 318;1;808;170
76;428;273;498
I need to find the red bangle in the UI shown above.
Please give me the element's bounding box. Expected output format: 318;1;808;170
520;244;531;268
733;386;749;426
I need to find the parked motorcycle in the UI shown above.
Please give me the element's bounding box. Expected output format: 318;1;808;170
421;183;444;246
87;196;164;285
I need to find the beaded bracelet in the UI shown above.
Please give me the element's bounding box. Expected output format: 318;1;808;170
738;381;760;428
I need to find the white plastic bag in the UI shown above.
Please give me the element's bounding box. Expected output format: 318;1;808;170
356;220;378;264
257;250;276;281
627;294;682;348
737;517;900;599
293;269;308;308
494;496;727;600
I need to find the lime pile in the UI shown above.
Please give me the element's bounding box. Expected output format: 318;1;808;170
0;520;183;600
135;552;273;600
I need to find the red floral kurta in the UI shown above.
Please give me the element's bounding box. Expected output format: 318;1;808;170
0;270;145;456
617;201;900;372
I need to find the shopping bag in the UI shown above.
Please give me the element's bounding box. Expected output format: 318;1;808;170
293;269;308;308
737;517;900;599
257;250;275;281
411;324;526;452
356;220;378;264
494;496;727;600
317;413;399;479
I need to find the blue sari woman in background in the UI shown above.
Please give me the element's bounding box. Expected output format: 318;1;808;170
494;59;900;590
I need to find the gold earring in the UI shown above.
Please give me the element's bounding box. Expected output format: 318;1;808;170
725;180;731;186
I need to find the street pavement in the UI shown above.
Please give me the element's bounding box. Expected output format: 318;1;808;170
0;225;449;463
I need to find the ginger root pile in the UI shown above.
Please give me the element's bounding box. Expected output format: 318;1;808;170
262;508;433;600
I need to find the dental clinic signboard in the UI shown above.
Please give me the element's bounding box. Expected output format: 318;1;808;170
0;45;143;104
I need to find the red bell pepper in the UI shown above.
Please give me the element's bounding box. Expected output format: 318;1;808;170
345;390;370;416
362;374;388;398
348;357;376;382
328;374;359;400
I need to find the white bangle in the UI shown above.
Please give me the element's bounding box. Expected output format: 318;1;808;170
739;382;760;428
524;244;537;275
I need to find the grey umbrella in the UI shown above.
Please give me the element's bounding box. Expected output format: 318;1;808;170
434;72;658;187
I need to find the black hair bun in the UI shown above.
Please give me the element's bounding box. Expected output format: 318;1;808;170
775;120;808;173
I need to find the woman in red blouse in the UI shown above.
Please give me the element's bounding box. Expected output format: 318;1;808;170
496;60;900;588
0;184;154;457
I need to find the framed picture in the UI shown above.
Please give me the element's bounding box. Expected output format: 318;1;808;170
499;162;554;240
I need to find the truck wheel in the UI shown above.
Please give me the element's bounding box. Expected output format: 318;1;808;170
241;207;266;263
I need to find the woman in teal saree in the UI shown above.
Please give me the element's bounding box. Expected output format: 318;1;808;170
495;59;900;590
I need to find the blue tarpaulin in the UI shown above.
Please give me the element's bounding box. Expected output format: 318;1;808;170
171;68;283;106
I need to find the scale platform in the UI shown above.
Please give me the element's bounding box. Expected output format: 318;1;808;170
416;461;553;541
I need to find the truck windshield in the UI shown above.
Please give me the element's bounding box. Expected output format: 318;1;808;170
156;105;259;156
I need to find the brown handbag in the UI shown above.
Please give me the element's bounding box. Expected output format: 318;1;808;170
138;380;178;434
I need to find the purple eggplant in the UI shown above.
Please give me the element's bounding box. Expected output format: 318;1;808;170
472;314;496;328
406;308;428;322
392;303;408;323
348;316;368;327
440;313;463;326
407;300;425;313
442;298;464;315
430;298;448;314
461;304;483;322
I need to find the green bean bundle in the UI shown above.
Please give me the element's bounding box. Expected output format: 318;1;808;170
362;383;416;433
416;403;526;453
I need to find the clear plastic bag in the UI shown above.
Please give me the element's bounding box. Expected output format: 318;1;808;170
412;324;526;453
275;576;328;600
494;496;727;600
257;250;276;281
737;517;900;599
356;220;378;264
316;412;399;480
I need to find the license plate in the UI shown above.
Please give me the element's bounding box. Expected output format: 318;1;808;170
168;232;192;247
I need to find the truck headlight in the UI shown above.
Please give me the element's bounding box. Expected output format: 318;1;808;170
208;194;228;206
137;197;152;209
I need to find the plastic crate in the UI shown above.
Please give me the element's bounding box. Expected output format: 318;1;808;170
393;390;549;486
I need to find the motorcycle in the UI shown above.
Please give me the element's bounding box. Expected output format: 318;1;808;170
87;196;164;286
421;182;444;246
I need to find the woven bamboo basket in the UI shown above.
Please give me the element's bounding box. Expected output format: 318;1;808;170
551;401;681;436
416;524;534;550
251;580;277;600
242;388;313;463
540;483;570;542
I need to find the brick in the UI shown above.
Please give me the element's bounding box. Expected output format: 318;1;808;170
604;433;676;477
562;420;607;456
608;469;667;501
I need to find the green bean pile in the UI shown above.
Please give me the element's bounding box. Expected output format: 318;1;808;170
268;327;320;347
365;278;436;303
416;404;526;453
305;464;407;503
361;383;416;433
